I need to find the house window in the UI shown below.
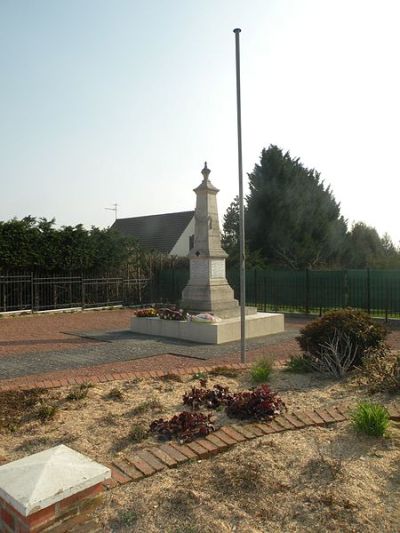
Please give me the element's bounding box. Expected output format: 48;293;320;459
189;235;194;250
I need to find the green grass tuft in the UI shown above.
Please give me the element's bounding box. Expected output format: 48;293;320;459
66;383;93;401
191;371;208;381
208;366;241;378
107;387;123;401
36;403;58;422
128;423;148;443
131;398;163;415
284;355;313;373
250;357;273;383
351;402;389;437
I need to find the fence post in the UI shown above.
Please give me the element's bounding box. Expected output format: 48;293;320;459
122;277;126;306
263;271;266;312
367;268;371;315
81;276;85;310
385;279;389;322
305;269;310;314
254;268;257;309
344;270;349;308
31;273;34;313
172;268;176;304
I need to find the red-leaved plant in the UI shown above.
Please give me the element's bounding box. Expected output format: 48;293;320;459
149;411;215;443
183;384;233;410
225;384;285;421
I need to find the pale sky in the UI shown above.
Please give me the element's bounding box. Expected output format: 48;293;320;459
1;1;399;243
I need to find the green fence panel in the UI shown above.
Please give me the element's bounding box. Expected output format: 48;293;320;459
153;267;400;318
308;270;346;311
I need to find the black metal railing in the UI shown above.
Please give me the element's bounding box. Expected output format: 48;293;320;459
0;274;149;313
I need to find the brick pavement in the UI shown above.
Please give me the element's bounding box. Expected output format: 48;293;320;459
1;309;399;391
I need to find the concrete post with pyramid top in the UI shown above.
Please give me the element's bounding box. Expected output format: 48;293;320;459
180;162;240;317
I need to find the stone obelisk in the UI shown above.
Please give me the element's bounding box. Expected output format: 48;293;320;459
181;163;239;317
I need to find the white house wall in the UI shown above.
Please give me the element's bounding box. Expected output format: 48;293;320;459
169;217;195;256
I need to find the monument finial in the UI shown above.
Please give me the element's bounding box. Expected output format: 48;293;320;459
201;161;211;181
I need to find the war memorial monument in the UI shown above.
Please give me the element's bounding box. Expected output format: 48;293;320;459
130;163;284;343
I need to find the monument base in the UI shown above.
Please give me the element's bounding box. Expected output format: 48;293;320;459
130;312;284;345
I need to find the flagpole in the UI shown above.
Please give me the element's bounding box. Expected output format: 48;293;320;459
233;28;246;363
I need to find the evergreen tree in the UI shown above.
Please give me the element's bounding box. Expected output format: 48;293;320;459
345;223;400;268
245;145;348;269
222;196;240;256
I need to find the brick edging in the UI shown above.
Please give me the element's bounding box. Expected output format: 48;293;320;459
0;363;252;393
102;403;400;490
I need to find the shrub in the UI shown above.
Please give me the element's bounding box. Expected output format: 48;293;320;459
351;402;389;437
359;352;400;393
297;309;389;368
284;355;313;373
225;384;285;421
150;411;215;443
311;329;359;378
250;357;273;383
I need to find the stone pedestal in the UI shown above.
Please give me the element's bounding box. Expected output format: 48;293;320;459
131;312;284;344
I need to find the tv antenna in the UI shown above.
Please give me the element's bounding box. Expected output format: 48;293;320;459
105;203;118;220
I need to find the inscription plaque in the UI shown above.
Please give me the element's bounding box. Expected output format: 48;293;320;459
190;259;209;279
211;260;225;279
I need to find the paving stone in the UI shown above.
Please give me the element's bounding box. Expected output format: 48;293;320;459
169;442;198;460
315;409;337;424
293;411;316;426
387;404;400;420
104;463;132;485
159;444;188;464
127;455;156;476
303;411;326;426
185;441;211;457
247;424;265;437
325;407;347;422
111;460;143;481
204;433;228;453
336;404;352;417
231;424;257;439
283;413;306;429
254;422;277;435
219;426;246;443
274;416;295;430
149;447;178;467
137;450;166;472
213;430;237;446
